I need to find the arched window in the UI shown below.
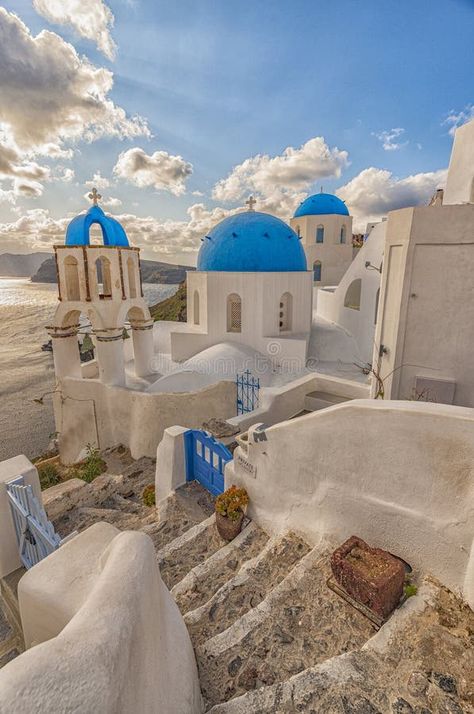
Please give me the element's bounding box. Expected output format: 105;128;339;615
193;290;200;325
344;279;362;310
95;256;112;299
295;224;301;237
313;260;322;282
470;177;474;203
374;288;380;324
279;292;293;332
127;256;137;298
340;225;346;244
316;225;324;243
64;256;80;301
226;293;242;333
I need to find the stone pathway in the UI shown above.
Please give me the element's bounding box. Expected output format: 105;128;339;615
0;447;472;714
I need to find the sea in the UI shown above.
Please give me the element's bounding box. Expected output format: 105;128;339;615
0;279;178;462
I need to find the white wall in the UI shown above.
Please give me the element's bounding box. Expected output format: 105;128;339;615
0;524;202;713
54;375;236;463
444;119;474;205
373;203;474;406
316;222;386;364
228;399;474;608
171;270;313;366
290;213;354;287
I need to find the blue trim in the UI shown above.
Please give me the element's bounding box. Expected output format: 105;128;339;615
294;193;349;218
65;205;129;247
197;211;307;272
184;429;232;496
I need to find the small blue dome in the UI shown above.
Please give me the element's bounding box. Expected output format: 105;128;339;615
197;211;307;272
294;192;349;218
65;205;129;247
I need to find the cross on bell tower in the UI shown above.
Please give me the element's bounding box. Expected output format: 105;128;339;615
245;195;257;212
88;187;102;206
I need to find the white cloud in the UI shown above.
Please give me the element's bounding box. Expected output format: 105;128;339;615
373;128;407;151
0;8;150;156
102;196;122;208
213;137;349;210
33;0;117;60
13;178;44;198
337;167;447;231
113;147;193;196
443;104;474;137
85;171;111;189
55;167;75;182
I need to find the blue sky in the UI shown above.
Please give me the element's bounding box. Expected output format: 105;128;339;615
0;0;472;262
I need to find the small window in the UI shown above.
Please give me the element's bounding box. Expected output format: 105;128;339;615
95;256;112;299
313;260;322;283
64;256;80;301
127;256;137;298
316;225;324;243
227;293;242;333
193;290;200;325
340;225;346;244
279;292;293;332
344;279;362;310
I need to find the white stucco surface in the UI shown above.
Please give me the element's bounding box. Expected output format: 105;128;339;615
228;400;474;608
54;374;236;463
444;119;474;205
0;524;203;713
316;222;385;364
373;203;474;406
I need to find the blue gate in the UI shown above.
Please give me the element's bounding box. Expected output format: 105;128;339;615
184;430;233;496
6;477;62;569
236;369;260;415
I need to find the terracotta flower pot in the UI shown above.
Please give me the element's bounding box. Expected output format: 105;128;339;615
215;510;244;541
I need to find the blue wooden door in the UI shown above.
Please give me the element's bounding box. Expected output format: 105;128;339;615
184;430;232;496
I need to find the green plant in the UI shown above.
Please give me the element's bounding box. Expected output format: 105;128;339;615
37;462;60;490
404;582;418;599
71;444;106;483
215;485;249;521
142;484;156;507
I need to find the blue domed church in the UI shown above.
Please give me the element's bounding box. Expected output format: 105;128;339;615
170;200;313;365
290;191;353;289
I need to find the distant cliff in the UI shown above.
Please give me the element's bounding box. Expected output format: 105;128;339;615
31;256;194;284
0;252;51;277
150;282;187;322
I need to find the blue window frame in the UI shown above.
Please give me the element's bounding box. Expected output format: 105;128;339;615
316;225;324;243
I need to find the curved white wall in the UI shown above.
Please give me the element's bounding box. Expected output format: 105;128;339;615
316;222;386;364
0;524;202;713
228;399;474;608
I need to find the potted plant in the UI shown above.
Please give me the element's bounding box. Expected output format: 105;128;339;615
215;485;249;540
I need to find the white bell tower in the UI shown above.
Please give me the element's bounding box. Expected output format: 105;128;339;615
47;189;154;386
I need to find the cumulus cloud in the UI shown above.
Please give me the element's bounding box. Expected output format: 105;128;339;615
0;8;149;156
212;137;349;212
443;104;474;137
113;147;193;196
337;167;447;231
33;0;117;60
55;167;75;182
373;127;407;151
0;201;242;259
85;171;111;189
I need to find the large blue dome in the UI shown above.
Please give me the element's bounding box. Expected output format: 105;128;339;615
65;205;129;247
294;192;349;218
197;211;307;272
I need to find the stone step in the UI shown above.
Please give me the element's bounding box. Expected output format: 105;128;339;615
303;390;349;412
143;481;216;555
157;515;226;589
197;546;375;709
172;522;269;615
184;533;310;649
